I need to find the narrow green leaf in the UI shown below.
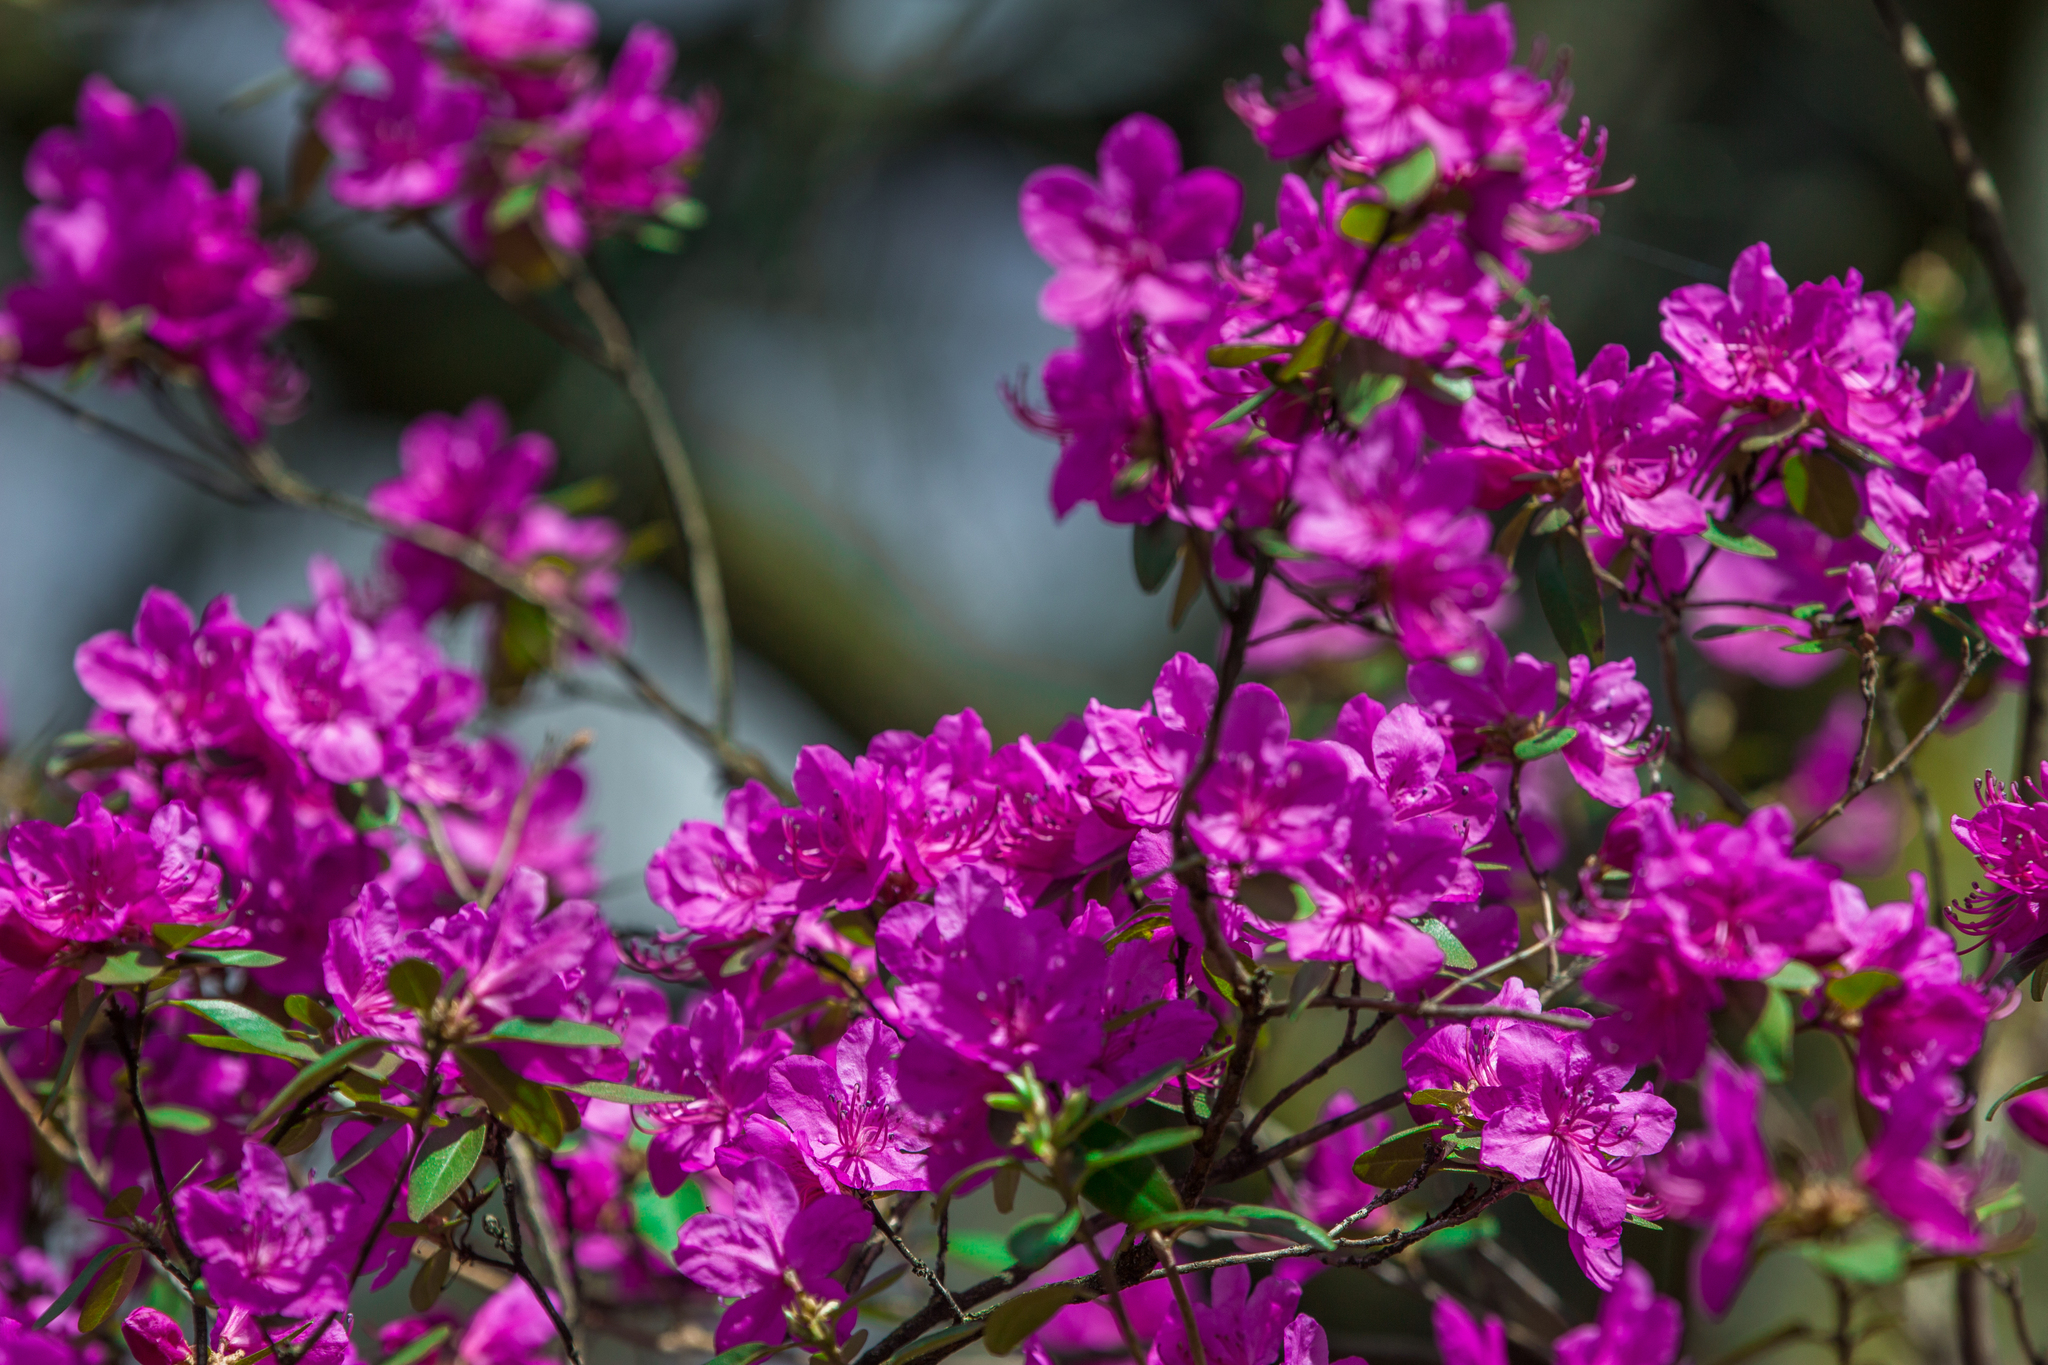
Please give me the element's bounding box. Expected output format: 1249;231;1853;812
172;999;319;1062
659;197;708;229
1083;1051;1223;1125
33;1244;126;1328
380;1324;453;1365
486;1018;623;1048
1740;988;1795;1084
631;1172;706;1253
1493;498;1539;563
1988;1072;2048;1120
285;994;337;1034
1006;1207;1084;1269
75;1247;140;1333
1112;454;1159;495
1341;371;1405;426
555;1080;688;1104
1529;504;1572;537
699;1345;779;1365
152;922;220;953
1337;201;1390;244
1376;145;1438;208
248;1037;390;1134
1353;1122;1445;1187
88;950;165;986
1134;519;1188;595
386;958;443;1014
489;181;540;230
1082;1126;1201;1172
1524;531;1605;663
1824;969;1902;1011
1703;518;1778;559
1412;917;1477;971
41;988;105;1123
1511;726;1579;762
333;1116;406;1178
179;948;287;969
985;1285;1080;1355
1692;622;1782;641
1799;1234;1906;1286
407;1121;487;1221
1430;371;1476;403
1206;343;1290;368
1208;387;1275;430
1278;319;1339;382
1860;520;1896;551
455;1045;564;1148
144;1106;215;1134
1133;1208;1249;1233
1227;1205;1337;1251
1076;1119;1179;1224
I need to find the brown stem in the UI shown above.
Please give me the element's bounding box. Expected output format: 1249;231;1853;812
480;731;592;908
1505;760;1559;981
109;994;207;1351
9;376;261;503
1306;998;1593;1029
1209;1087;1408;1186
509;1133;583;1357
862;1192;964;1323
1656;609;1754;815
1796;641;1986;844
1876;683;1948;910
496;1127;584;1365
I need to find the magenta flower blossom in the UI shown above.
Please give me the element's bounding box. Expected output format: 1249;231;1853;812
319;54;487;210
1652;1052;1779;1314
509;26;717;252
1187;683;1351;870
1868;457;2040;662
457;1281;562;1365
1327;695;1496;835
1146;1264;1362;1365
1082;652;1216;828
672;1158;870;1352
1467;1017;1676;1288
1553;1261;1684;1365
177;1142;358;1315
766;1017;927;1193
639;993;792;1195
874;709;1001;889
1284;784;1478;988
122;1309;192;1365
6;77;311;438
4;793;220;942
444;0;596;65
648;781;799;942
74;588;255;756
1461;321;1705;536
1020;113;1241;329
1662;242;1925;459
250;595;424;785
1287;402;1508;657
1432;1297;1507;1365
1629;801;1838;980
1859;1072;1980;1253
269;0;430;79
1952;762;2048;949
786;746;900;912
1833;877;1988;1111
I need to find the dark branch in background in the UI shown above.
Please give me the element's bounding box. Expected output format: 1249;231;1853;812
1655;609;1754;815
107;994;208;1352
1867;0;2048;781
1211;1087;1408;1186
10;376;262;503
1871;12;2033;1365
494;1127;585;1365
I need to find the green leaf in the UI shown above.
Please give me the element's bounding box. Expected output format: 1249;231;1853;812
1236;871;1311;923
1076;1119;1180;1224
1353;1122;1445;1187
408;1120;487;1221
1989;1072;2048;1120
1411;917;1476;971
1766;961;1823;993
1860;520;1896;551
1084;1051;1222;1125
555;1080;689;1104
88;950;166;986
1800;1234;1907;1286
1133;1209;1249;1233
698;1345;781;1365
1783;451;1861;539
179;948;287;968
285;994;336;1034
153;921;220;953
144;1105;215;1134
455;1045;565;1149
1524;531;1605;664
1511;726;1579;762
172;999;319;1063
1278;319;1340;382
1341;372;1405;426
248;1037;390;1135
348;780;403;832
1082;1126;1201;1172
1692;622;1783;641
1006;1206;1084;1269
380;1324;453;1365
1134;519;1188;595
1206;343;1290;368
631;1172;705;1253
489;181;540;230
1824;969;1902;1011
75;1247;140;1333
1737;409;1811;453
1227;1205;1337;1250
636;223;684;253
1376;145;1438;208
1337;201;1391;244
659;197;708;229
1529;504;1572;537
1740;987;1795;1084
1208;388;1275;430
41;987;105;1123
985;1284;1080;1355
486;1018;623;1048
1430;371;1475;403
387;958;443;1014
33;1244;126;1328
1779;639;1839;654
1703;518;1778;559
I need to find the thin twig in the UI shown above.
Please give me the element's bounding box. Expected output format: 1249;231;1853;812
1307;998;1593;1029
1209;1088;1408;1186
9;376;261;503
1876;683;1948;910
862;1192;964;1323
1505;760;1559;981
1796;641;1985;844
0;1047;108;1197
1150;1231;1208;1365
496;1128;585;1365
510;1134;584;1358
1657;609;1754;815
417;801;482;902
109;994;208;1351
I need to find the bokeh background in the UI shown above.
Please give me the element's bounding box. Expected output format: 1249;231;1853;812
4;0;2048;1358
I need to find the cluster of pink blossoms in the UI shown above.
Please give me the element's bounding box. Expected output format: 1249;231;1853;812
7;1;2048;1363
279;0;715;254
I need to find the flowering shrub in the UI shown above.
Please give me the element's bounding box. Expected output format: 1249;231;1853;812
1;1;2046;1363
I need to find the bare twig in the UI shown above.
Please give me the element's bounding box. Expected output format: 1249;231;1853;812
1796;641;1986;844
510;1134;584;1358
0;1047;108;1197
9;376;261;503
862;1192;964;1323
1657;609;1754;815
1307;998;1593;1029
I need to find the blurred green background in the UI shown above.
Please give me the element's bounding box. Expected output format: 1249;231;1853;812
2;0;2048;1358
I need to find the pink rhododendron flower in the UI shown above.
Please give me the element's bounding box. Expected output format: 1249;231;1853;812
672;1158;869;1351
1652;1051;1780;1314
